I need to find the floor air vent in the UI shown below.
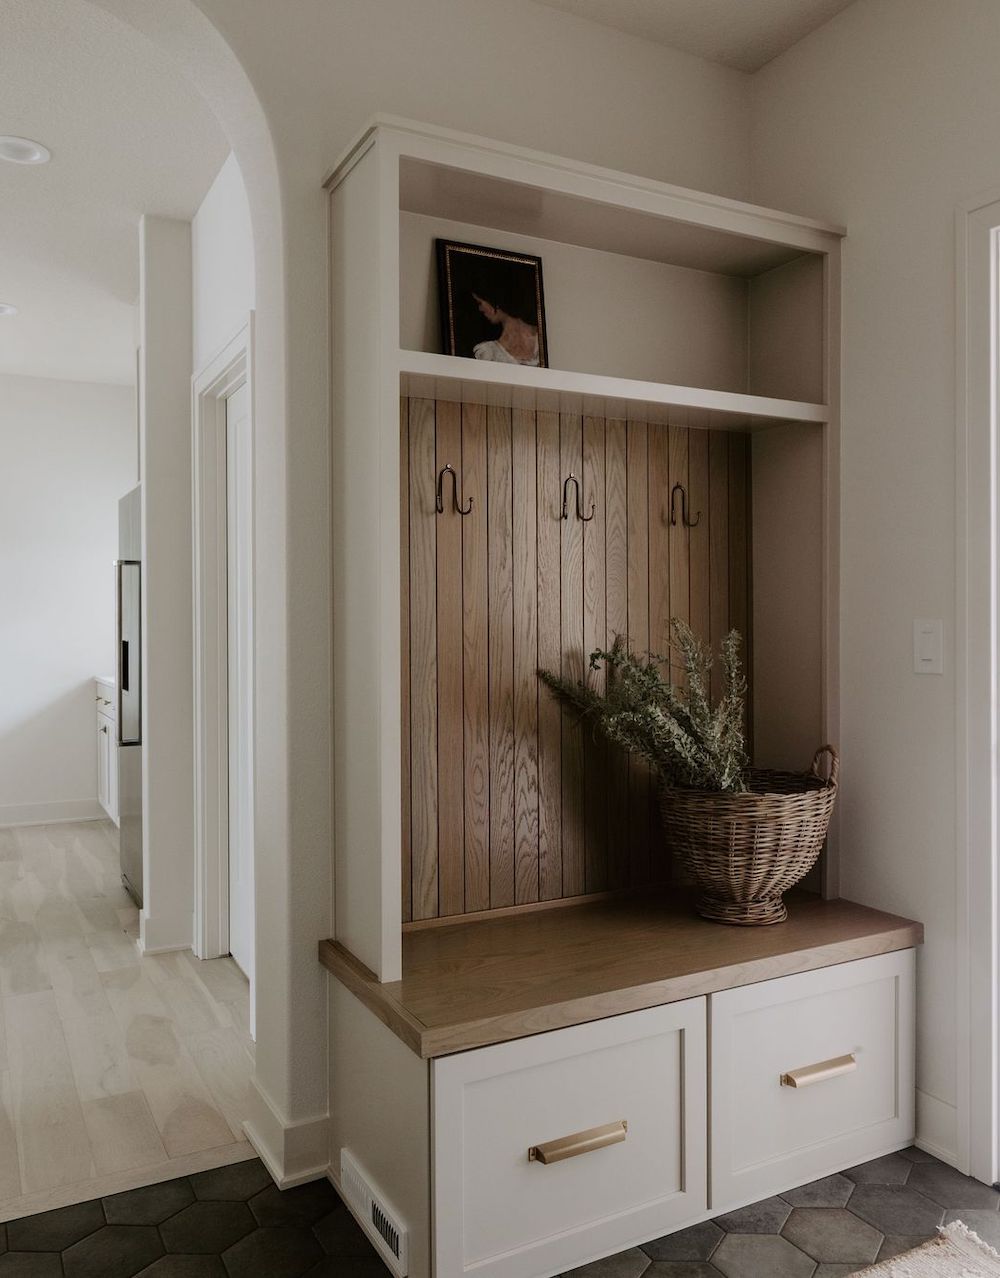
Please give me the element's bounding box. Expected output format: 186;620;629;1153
340;1148;409;1276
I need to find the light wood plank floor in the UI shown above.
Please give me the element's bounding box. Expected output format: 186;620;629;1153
0;819;255;1221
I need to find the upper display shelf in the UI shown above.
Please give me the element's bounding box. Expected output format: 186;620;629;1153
399;350;828;430
327;114;845;278
401;157;812;280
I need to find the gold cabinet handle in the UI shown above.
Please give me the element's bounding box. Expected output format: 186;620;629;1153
781;1053;857;1088
528;1120;627;1165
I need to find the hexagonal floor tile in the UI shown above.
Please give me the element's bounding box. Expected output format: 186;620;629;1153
782;1175;855;1208
104;1178;195;1225
848;1185;945;1236
644;1265;722;1277
782;1208;882;1263
159;1201;256;1253
712;1234;815;1278
0;1256;62;1277
564;1249;651;1276
877;1235;932;1261
713;1197;791;1234
222;1226;323;1277
62;1224;164;1278
642;1220;723;1262
843;1154;913;1185
6;1198;104;1251
136;1258;228;1277
302;1259;394;1277
189;1159;273;1202
249;1180;339;1228
908;1161;1000;1209
943;1209;1000;1248
312;1204;377;1257
302;1258;391;1277
898;1147;939;1163
813;1267;866;1277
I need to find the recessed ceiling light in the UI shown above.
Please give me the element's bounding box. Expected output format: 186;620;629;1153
0;136;51;165
0;304;18;316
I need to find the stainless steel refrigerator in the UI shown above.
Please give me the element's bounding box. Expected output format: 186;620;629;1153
117;484;143;906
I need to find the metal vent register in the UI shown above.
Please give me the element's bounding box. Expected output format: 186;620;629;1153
340;1148;409;1275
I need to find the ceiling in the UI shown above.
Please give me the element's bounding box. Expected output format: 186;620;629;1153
0;0;226;385
535;0;858;72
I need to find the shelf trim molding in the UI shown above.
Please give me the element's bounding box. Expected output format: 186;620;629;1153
399;350;828;428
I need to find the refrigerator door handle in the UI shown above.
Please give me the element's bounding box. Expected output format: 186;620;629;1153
116;559;124;745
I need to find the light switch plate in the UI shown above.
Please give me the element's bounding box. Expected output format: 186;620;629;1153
913;619;943;675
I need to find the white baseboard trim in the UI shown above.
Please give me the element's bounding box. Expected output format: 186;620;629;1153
0;799;104;828
243;1076;329;1188
916;1088;959;1168
140;913;193;956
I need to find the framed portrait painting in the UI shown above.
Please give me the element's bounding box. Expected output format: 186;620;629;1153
436;238;548;367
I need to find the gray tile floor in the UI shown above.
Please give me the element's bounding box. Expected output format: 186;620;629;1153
561;1147;1000;1277
0;1146;992;1276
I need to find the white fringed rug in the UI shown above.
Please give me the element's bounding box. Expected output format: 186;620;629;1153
857;1223;1000;1276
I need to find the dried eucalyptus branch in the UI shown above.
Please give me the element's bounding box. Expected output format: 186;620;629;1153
538;619;748;793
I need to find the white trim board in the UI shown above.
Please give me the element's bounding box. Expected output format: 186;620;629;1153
955;190;1000;1183
191;318;257;1037
0;800;104;828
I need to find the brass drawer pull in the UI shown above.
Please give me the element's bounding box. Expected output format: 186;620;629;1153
781;1053;857;1088
528;1120;627;1165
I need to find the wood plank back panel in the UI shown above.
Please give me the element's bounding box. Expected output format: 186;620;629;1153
401;398;752;920
536;411;563;902
435;400;465;917
407;398;438;919
461;404;490;913
512;409;540;905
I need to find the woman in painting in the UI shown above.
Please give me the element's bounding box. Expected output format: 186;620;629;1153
471;291;541;366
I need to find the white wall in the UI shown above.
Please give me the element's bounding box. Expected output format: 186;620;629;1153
139;214;195;953
0;374;135;825
97;0;754;1181
192;152;255;373
749;0;1000;1166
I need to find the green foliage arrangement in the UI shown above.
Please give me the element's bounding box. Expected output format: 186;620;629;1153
539;619;748;793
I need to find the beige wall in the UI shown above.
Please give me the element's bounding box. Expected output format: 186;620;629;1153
749;0;1000;1162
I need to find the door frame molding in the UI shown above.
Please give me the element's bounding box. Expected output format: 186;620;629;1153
955;193;1000;1182
192;319;254;971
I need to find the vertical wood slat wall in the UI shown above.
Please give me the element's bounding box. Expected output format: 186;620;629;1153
401;396;752;924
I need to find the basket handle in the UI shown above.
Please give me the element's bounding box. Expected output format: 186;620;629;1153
810;745;839;788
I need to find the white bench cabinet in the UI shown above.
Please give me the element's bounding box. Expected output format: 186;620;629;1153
432;999;707;1278
710;949;916;1211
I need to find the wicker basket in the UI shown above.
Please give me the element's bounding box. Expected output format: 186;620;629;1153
659;746;839;926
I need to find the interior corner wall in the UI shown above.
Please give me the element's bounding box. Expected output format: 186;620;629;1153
192;151;255;374
139;213;196;954
747;0;1000;1166
0;374;135;826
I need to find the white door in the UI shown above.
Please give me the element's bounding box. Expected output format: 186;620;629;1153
226;382;254;983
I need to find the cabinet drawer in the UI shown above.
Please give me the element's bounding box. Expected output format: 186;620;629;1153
432;999;707;1278
710;949;915;1211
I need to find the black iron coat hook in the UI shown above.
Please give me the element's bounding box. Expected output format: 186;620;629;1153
562;473;595;522
436;463;473;515
670;482;701;528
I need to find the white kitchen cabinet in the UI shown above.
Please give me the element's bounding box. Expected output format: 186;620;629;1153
95;676;118;825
